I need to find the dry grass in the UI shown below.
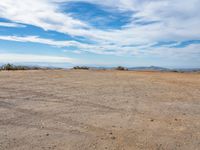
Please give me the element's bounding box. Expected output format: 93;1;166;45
0;70;200;150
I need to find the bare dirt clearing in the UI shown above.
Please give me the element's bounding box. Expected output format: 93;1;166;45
0;70;200;150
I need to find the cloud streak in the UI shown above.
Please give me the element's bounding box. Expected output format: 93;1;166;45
0;53;76;63
0;35;199;60
0;22;25;28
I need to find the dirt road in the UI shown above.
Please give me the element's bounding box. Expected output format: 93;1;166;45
0;70;200;150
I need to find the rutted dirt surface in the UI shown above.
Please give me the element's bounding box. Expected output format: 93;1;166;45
0;70;200;150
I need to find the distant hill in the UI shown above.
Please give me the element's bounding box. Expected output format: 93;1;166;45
127;66;200;72
170;68;200;72
87;66;200;72
1;63;199;72
128;66;170;71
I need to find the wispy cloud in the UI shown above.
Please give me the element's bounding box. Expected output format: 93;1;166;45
0;35;86;48
0;53;76;63
0;22;25;28
0;0;89;35
0;35;199;59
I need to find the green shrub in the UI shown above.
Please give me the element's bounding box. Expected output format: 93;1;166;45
0;64;41;71
115;66;128;71
73;66;89;70
1;64;15;70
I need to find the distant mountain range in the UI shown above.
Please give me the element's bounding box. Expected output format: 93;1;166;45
128;66;169;71
0;63;200;72
128;66;200;72
91;66;200;72
129;66;200;72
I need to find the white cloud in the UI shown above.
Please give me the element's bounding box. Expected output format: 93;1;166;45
0;35;147;55
0;53;76;63
0;35;199;60
0;22;25;27
0;0;89;35
0;35;86;48
0;0;199;58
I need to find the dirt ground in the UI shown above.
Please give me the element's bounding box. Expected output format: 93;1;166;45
0;70;200;150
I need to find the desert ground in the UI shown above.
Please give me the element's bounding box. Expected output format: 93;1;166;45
0;70;200;150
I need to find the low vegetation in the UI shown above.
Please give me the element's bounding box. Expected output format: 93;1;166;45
115;66;128;71
73;66;90;70
0;64;41;71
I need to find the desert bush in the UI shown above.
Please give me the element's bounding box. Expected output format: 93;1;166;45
1;64;15;70
0;64;41;71
73;66;89;70
171;70;179;72
115;66;128;71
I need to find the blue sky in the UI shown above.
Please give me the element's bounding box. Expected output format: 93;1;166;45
0;0;200;68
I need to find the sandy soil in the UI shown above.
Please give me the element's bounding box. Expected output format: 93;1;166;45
0;70;200;150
